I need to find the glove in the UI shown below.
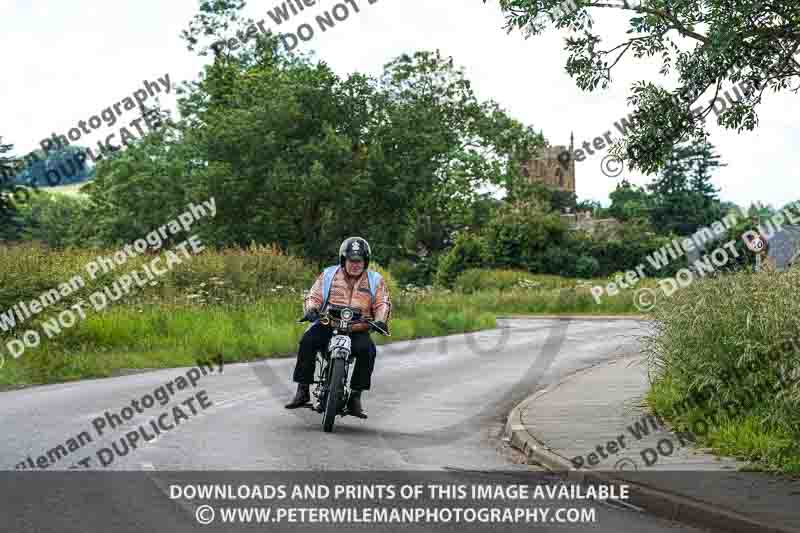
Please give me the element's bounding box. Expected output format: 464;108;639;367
373;321;389;334
303;308;321;322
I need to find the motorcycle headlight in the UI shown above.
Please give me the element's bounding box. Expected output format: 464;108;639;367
341;308;353;320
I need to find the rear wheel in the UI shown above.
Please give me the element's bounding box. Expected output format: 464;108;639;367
322;356;346;432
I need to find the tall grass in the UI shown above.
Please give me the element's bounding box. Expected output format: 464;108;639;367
453;269;579;293
1;293;497;388
448;268;651;314
0;241;318;314
0;244;470;387
643;266;800;474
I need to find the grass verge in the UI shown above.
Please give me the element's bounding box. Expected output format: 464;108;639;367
643;267;800;475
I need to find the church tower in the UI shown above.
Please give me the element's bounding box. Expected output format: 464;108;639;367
521;134;576;193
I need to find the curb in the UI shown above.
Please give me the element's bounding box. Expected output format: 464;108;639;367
505;375;800;533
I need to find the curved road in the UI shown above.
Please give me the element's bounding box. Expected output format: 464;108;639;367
0;318;707;532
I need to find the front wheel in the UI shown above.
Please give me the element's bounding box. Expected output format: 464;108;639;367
322;356;346;433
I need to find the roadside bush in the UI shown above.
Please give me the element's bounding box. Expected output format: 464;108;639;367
582;221;686;278
574;255;600;278
389;259;415;285
414;254;441;287
389;254;439;287
435;233;489;287
1;289;503;388
532;245;579;276
484;199;567;270
15;190;98;249
454;269;538;293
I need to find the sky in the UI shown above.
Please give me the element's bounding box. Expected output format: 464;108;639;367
1;0;797;208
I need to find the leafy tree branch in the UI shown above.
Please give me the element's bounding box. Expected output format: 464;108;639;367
488;0;800;173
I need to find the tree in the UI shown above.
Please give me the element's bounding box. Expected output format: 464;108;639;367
574;255;600;278
488;0;800;174
576;199;601;211
435;232;490;287
608;179;650;221
84;1;545;265
16;191;97;249
647;139;724;235
0;136;27;241
174;4;545;267
484;196;568;271
82;105;190;249
748;202;776;220
720;200;744;214
582;216;686;277
377;50;544;258
505;178;576;212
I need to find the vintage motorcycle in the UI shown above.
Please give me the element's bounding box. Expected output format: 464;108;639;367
297;304;390;432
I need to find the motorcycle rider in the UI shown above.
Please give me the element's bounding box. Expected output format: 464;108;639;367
284;237;391;418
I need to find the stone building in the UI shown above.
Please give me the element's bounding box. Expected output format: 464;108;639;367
560;210;622;235
521;133;576;193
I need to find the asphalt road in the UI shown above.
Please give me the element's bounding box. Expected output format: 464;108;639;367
0;318;707;532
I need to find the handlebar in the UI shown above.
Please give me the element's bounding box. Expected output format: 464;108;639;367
367;320;391;337
297;312;390;336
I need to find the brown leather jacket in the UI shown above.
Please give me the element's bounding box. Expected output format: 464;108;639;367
304;267;392;323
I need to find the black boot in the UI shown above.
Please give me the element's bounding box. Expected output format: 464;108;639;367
347;389;367;419
285;383;310;409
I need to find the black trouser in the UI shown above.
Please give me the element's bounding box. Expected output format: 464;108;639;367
292;322;377;390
